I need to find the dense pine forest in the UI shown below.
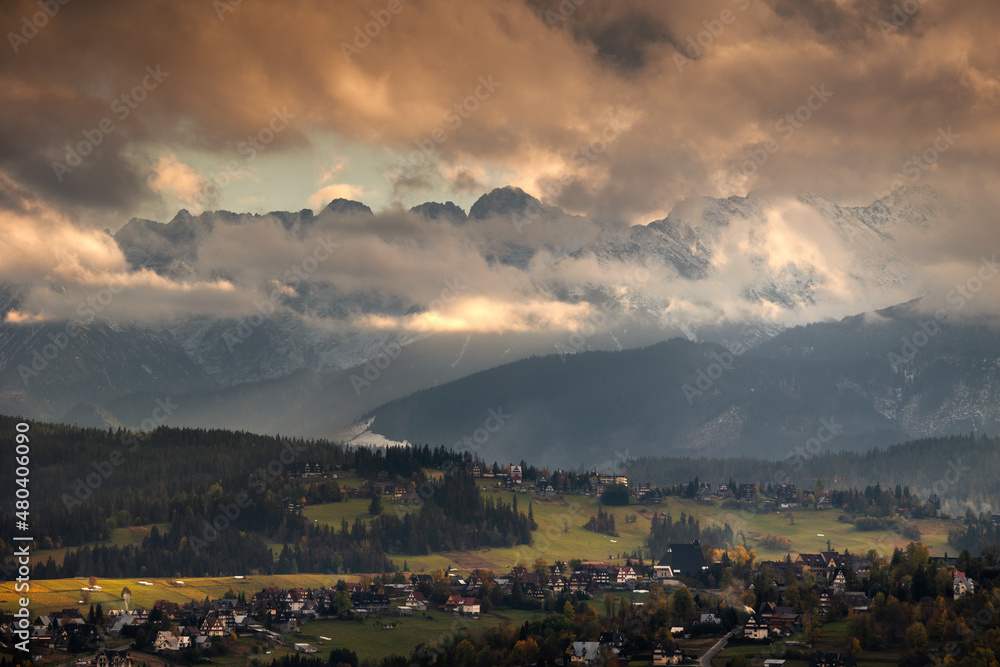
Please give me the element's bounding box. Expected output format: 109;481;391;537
631;433;1000;516
0;416;531;578
3;417;1000;580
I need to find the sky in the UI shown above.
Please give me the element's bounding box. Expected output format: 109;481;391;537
1;0;999;334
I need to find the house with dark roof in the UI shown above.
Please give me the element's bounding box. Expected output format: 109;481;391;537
94;647;132;667
440;595;480;615
954;571;975;599
809;652;856;667
350;591;390;615
744;616;768;640
567;641;601;664
598;631;628;658
654;542;708;579
652;641;684;665
49;624;99;652
402;591;427;611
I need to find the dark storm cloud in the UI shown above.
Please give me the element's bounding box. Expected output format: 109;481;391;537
768;0;924;43
0;0;998;252
448;168;485;193
524;1;677;73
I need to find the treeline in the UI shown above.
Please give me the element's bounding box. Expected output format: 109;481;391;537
0;415;463;550
27;470;529;578
630;433;1000;514
948;512;1000;553
270;474;532;570
646;512;736;556
260;651;358;667
829;483;934;518
584;509;617;536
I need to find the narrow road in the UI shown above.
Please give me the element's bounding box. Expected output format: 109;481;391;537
700;627;740;667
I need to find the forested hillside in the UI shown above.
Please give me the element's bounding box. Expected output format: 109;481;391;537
0;417;530;578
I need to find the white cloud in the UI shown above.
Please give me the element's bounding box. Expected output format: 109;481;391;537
150;153;211;213
309;183;366;210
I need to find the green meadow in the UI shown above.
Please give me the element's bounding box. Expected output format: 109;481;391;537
302;489;956;573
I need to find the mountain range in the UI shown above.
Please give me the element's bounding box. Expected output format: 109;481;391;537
2;184;992;463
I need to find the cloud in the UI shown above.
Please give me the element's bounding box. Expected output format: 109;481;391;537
357;296;594;334
1;0;999;229
150;153;212;213
3;0;1000;339
0;174;241;323
308;183;366;210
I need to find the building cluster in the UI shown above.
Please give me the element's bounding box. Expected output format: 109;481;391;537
740;549;977;650
9;539;981;667
462;461;629;498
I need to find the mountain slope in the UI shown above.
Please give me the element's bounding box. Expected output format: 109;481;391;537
0;186;964;430
364;302;1000;467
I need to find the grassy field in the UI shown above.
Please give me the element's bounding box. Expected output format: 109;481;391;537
712;620;903;666
30;523;170;567
652;498;954;560
378;492;955;572
12;492;958;614
34;496;952;575
0;574;363;617
251;608;542;663
302;495;418;526
388;490;656;574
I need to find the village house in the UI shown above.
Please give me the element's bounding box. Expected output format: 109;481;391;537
808;652;857;667
583;562;612;586
402;590;427;611
49;624;99;652
567;641;601;664
652;641;684;665
94;647;132;667
350;591;391;615
30;615;53;641
440;595;480;615
598;631;628;659
773;484;798;503
568;571;592;592
654;542;708;580
795;551;870;580
760;603;803;637
201;618;227;637
744;616;769;640
954;571;975;599
615;565;637;585
153;631;181;652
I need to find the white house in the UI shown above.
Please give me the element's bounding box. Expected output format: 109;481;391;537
152;631;180;652
403;591;428;611
568;642;601;664
616;566;637;584
744;616;768;640
651;641;683;665
954;572;975;599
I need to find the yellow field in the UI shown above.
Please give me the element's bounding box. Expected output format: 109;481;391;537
0;574;361;617
9;492;958;617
